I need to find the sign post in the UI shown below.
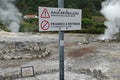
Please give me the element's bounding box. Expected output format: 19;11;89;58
58;0;64;80
39;2;81;80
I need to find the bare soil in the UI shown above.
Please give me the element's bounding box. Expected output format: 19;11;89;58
0;32;120;80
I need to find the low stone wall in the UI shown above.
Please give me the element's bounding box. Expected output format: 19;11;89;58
0;67;109;80
67;67;109;80
0;68;59;80
0;49;50;60
0;41;51;60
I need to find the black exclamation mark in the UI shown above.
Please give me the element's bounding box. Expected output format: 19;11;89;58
45;11;46;17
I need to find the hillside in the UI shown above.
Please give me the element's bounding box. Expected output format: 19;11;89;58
0;0;106;33
16;0;104;17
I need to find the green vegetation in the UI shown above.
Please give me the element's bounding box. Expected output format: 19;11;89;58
20;19;38;32
16;0;104;17
0;0;106;34
0;23;10;31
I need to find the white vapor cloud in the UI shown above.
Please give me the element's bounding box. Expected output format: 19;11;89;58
0;0;22;32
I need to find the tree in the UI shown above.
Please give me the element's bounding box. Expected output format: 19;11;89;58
16;0;103;17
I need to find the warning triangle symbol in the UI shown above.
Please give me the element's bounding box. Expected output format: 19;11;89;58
41;8;50;18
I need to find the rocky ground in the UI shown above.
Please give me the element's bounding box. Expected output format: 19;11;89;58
0;31;120;80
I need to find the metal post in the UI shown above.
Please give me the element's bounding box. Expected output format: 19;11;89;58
58;0;64;80
58;0;64;8
59;29;64;80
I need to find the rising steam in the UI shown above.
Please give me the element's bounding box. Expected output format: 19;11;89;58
100;0;120;40
0;0;22;32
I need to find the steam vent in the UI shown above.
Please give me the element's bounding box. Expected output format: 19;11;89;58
100;0;120;41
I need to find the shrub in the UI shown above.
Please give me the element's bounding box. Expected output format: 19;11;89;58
19;18;38;32
0;24;10;31
94;23;106;28
82;18;93;28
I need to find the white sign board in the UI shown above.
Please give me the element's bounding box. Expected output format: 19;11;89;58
39;7;82;31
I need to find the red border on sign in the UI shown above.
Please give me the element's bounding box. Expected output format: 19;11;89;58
41;20;50;30
41;8;50;18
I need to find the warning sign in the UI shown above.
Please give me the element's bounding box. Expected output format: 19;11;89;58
39;7;82;31
40;8;50;18
40;20;50;30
